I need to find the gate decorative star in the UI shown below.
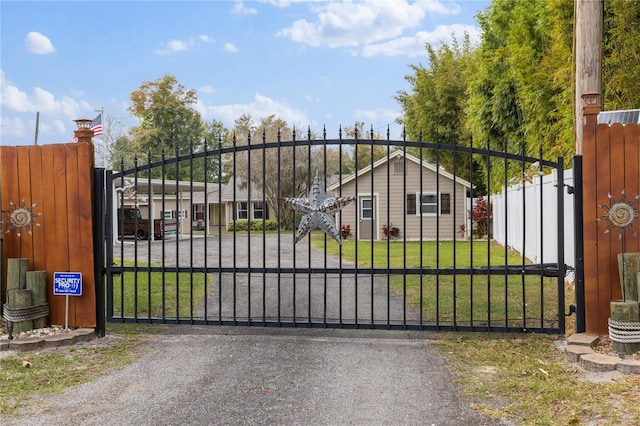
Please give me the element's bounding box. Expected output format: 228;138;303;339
282;171;355;244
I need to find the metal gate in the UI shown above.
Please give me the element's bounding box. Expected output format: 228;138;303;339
99;130;574;333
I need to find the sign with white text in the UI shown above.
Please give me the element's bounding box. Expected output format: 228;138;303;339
53;272;83;296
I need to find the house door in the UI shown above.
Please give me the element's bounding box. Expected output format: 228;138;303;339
358;195;376;240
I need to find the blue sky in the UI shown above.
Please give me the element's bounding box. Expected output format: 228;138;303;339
1;0;489;147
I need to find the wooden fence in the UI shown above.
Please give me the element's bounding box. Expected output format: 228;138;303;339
1;133;96;328
583;97;640;334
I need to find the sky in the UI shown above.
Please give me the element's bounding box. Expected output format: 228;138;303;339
1;0;490;147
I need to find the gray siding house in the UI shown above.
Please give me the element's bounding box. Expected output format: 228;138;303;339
327;150;472;240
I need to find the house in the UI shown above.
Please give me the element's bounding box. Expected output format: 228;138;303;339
327;150;472;240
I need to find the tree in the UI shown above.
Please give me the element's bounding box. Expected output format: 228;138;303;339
395;36;486;193
128;74;207;180
341;122;389;173
228;115;311;229
603;0;640;110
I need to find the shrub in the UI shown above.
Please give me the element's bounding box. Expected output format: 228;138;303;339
382;224;400;239
470;196;490;238
230;220;278;232
341;224;351;240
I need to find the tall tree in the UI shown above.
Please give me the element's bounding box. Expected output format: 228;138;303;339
603;0;640;110
229;115;311;229
128;74;207;180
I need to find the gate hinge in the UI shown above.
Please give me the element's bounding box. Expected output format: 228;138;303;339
565;304;577;317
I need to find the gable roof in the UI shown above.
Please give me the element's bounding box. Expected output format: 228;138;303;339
327;149;473;191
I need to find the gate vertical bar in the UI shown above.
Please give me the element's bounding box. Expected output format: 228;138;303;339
93;168;106;337
556;157;566;333
573;155;586;333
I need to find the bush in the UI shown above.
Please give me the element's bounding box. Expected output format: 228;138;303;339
470;196;490;238
381;224;400;239
230;220;278;232
341;224;351;240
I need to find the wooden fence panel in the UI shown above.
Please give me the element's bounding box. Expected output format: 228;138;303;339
1;141;96;328
583;117;640;334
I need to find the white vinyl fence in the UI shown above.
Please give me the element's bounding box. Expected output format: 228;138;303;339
490;169;576;271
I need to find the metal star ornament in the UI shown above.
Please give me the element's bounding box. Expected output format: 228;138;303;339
282;171;355;244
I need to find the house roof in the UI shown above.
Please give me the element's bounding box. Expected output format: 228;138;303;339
327;150;473;191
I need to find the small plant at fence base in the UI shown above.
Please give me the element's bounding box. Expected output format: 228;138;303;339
470;196;490;238
341;224;351;240
382;224;400;239
230;220;279;232
457;223;466;238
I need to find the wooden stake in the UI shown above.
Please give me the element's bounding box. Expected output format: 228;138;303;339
26;270;48;329
6;258;29;293
610;300;640;355
8;288;32;333
618;253;640;301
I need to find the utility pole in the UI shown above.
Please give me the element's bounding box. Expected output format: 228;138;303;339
34;111;40;145
574;0;603;155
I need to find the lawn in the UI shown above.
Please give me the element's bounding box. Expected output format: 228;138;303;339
313;236;564;330
110;262;208;320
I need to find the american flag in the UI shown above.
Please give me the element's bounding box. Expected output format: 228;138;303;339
91;113;103;137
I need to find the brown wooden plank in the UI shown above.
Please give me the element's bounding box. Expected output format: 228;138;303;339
75;141;96;327
624;124;640;254
48;143;70;325
609;123;626;295
595;124;614;331
64;144;81;325
16;146;35;263
582;121;600;333
28;146;47;272
1;147;20;299
40;144;58;323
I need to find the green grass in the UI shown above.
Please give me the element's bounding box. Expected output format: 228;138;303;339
0;323;165;416
313;237;563;329
435;333;640;425
111;262;208;320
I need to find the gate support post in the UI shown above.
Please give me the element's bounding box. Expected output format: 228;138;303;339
93;168;106;337
573;156;586;333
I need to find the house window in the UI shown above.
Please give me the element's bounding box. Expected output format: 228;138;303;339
440;193;451;214
360;198;374;220
253;202;265;219
406;193;416;215
418;193;438;215
194;205;205;221
177;209;187;219
393;161;404;174
237;202;248;220
162;210;175;219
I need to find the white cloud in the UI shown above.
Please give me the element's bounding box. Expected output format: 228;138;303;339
155;35;215;55
231;1;257;15
199;35;215;43
199;85;216;94
24;31;56;54
195;93;310;129
0;116;27;138
355;108;400;123
360;24;481;57
277;0;459;48
224;43;239;53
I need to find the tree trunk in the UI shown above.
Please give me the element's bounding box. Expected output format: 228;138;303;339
610;300;640;355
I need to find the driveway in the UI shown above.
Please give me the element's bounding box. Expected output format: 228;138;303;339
4;326;500;426
8;235;500;425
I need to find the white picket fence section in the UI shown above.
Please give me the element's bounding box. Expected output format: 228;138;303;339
490;169;576;270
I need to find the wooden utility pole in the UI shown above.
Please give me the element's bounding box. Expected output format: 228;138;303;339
574;0;603;154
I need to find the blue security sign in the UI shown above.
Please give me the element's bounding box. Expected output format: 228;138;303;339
53;272;83;296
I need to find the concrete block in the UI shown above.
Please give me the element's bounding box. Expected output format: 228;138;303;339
566;333;600;347
580;353;619;372
45;334;75;348
617;359;640;375
9;337;45;351
565;344;595;363
72;328;96;343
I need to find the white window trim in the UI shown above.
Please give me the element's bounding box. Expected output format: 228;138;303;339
253;201;265;219
416;192;439;216
360;197;374;220
237;202;248;220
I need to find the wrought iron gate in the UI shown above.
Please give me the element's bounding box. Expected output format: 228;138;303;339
99;130;574;333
